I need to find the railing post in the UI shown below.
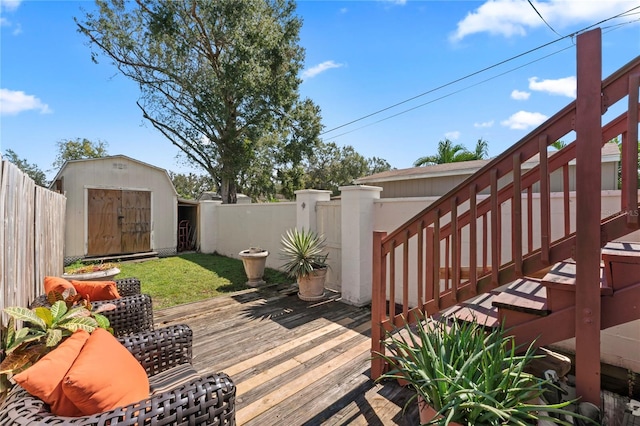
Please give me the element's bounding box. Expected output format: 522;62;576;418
574;27;603;405
371;230;387;380
624;73;639;224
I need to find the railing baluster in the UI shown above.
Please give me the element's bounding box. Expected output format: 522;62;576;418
527;186;533;253
539;134;550;264
445;236;450;291
563;164;571;235
433;211;440;310
483;213;488;273
426;226;434;305
469;184;477;294
451;197;459;302
491;168;499;286
513;154;523;277
403;230;409;318
389;240;396;320
417;221;424;309
625;73;639;224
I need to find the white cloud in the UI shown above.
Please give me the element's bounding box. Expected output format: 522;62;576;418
474;120;495;128
445;131;461;140
383;0;407;5
0;0;22;12
0;89;52;115
339;7;348;14
528;76;576;98
501;110;547;130
511;90;530;100
302;60;344;79
451;0;636;41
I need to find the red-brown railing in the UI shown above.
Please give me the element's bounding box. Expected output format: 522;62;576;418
371;29;640;390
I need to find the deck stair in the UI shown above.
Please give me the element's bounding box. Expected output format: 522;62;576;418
443;243;640;350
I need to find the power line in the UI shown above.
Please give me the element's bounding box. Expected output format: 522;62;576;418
527;0;563;37
320;5;640;138
327;44;574;140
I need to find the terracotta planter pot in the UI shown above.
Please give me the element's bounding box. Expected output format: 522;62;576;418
62;267;120;282
239;248;269;287
297;268;327;301
418;396;463;426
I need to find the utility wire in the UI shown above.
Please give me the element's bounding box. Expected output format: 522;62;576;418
327;44;574;140
527;0;563;37
320;5;640;138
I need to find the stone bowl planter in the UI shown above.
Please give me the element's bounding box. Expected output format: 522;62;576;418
62;267;121;282
239;248;269;287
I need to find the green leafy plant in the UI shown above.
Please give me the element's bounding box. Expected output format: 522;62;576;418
0;289;114;380
376;317;596;425
280;228;328;280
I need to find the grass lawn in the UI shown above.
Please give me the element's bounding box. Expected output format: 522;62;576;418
71;253;292;309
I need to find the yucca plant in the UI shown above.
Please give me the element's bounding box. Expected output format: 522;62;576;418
376;317;596;425
0;288;114;381
280;228;328;280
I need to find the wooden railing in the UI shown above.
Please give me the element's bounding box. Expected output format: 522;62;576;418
371;29;640;384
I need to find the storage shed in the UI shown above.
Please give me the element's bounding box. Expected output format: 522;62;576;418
50;155;179;264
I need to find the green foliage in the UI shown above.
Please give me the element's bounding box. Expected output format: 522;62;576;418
77;0;321;204
280;228;328;280
52;138;109;169
168;171;216;199
414;138;489;167
377;318;595;425
0;289;113;382
3;149;48;187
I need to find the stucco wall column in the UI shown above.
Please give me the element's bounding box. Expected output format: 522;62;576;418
295;189;331;232
339;185;382;306
199;200;222;253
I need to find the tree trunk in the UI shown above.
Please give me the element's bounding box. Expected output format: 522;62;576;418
220;176;237;204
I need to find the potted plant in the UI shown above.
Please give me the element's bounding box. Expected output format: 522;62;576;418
280;228;328;301
376;316;597;425
62;262;120;281
239;247;269;287
0;289;114;402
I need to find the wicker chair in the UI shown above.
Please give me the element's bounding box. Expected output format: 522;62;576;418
0;324;236;425
31;278;154;337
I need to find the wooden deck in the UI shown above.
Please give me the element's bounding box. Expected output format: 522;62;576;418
154;285;418;425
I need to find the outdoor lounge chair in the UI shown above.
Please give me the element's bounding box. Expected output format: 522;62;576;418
0;324;237;425
31;278;154;337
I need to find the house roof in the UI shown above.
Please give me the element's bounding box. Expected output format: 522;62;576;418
355;143;620;185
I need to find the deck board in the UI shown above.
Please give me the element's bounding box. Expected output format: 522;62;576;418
154;285;417;425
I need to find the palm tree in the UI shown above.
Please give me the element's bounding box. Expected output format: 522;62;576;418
414;138;489;167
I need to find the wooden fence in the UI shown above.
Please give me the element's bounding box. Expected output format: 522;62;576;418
0;159;66;318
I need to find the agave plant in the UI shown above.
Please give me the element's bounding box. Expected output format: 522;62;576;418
280;228;328;280
376;317;596;425
0;289;114;379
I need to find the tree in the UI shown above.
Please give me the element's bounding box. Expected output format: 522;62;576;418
304;142;392;196
414;138;488;167
169;171;216;199
53;138;109;169
550;140;566;150
77;0;321;204
3;149;48;186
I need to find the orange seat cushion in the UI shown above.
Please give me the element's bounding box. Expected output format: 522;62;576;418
62;328;149;415
13;330;90;417
44;276;74;295
70;280;121;301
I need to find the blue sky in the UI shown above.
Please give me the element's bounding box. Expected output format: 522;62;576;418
1;0;639;181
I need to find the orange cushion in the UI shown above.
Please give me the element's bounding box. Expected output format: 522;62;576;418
62;328;149;415
70;280;121;301
13;330;90;417
44;276;74;295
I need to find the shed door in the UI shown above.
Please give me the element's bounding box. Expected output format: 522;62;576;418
87;189;151;256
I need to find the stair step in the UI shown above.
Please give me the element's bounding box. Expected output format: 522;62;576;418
542;260;612;295
438;287;503;329
602;241;640;291
491;277;549;316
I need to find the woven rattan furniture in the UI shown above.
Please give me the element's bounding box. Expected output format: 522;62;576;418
31;278;154;337
0;324;236;425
